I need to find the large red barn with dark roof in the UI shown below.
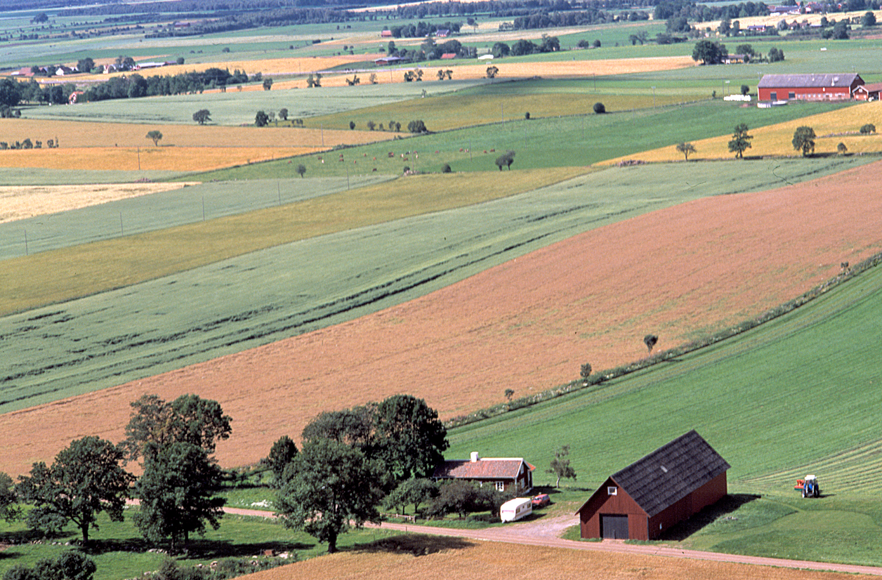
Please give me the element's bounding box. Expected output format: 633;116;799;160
576;430;729;540
758;73;864;101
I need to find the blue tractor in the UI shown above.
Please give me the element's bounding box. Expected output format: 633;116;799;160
795;475;820;498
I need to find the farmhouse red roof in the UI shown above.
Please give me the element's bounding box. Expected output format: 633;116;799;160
433;458;535;480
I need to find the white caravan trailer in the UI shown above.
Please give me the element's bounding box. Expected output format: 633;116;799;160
500;497;532;523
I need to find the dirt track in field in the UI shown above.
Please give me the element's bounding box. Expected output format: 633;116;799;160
2;161;882;475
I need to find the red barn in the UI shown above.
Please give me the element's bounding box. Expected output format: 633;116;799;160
576;430;729;540
758;73;864;102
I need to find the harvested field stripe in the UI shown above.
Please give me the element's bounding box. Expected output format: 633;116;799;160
0;168;586;316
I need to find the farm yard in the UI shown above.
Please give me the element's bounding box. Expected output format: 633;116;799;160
3;3;882;580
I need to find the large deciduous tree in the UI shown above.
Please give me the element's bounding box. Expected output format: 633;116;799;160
133;441;225;554
124;394;231;553
123;393;232;462
17;437;133;545
728;123;752;159
372;394;448;481
692;40;728;65
192;109;211;125
275;438;384;553
792;126;816;157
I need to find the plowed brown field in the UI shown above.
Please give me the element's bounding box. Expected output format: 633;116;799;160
2;161;882;474
243;538;880;580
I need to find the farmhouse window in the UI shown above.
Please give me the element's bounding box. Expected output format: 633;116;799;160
770;92;777;100
607;486;617;496
788;91;796;99
496;481;505;492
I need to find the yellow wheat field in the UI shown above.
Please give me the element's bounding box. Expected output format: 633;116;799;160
0;119;397;171
259;55;696;89
0;183;196;223
0;119;392;149
245;538;879;580
0;146;316;172
605;99;882;164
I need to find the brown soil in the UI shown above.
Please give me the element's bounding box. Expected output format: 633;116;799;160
2;161;882;475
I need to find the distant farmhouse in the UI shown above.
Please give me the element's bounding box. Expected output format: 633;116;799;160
433;452;535;494
758;73;865;101
576;430;729;540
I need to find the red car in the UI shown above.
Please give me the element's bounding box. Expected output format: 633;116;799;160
531;494;550;508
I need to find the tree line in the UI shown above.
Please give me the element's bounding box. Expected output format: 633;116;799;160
0;391;538;576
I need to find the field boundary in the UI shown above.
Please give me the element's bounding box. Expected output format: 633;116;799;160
445;249;882;430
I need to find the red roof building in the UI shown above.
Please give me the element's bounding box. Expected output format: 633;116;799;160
433;452;534;494
854;82;882;101
758;73;864;101
576;430;729;540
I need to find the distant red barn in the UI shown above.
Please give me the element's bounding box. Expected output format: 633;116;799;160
854;82;882;101
758;73;864;101
576;430;729;541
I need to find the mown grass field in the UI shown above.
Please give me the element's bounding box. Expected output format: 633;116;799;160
445;264;882;565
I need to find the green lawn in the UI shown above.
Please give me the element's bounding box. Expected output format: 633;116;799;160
0;509;397;580
446;262;882;565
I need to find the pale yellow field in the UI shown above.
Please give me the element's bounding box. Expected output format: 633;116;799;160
246;538;879;580
0;119;389;149
0;146;316;171
0;119;395;171
704;8;882;30
605;99;882;164
0;183;195;222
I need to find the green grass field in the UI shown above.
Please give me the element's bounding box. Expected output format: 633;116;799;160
0;156;872;415
446;262;882;565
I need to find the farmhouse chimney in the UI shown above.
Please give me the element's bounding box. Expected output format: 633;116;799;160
470;451;480;463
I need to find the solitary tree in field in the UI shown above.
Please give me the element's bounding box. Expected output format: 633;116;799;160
580;362;592;379
644;334;658;354
593;102;606;114
255;110;269;127
296;164;307;178
486;65;499;79
279;108;288;121
547;445;577;488
837;142;848;155
263;78;273;91
741;84;749;96
792;126;816;157
860;123;876;134
676;142;696;160
728;123;752;159
504;388;515;401
146;130;162;146
192;109;211;125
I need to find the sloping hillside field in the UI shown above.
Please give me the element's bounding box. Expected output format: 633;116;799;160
1;160;881;476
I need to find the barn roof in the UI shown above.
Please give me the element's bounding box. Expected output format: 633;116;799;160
758;73;862;89
609;430;729;517
433;457;534;481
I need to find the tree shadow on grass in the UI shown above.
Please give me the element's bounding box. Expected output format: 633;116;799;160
183;539;312;560
353;534;474;556
657;493;760;541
